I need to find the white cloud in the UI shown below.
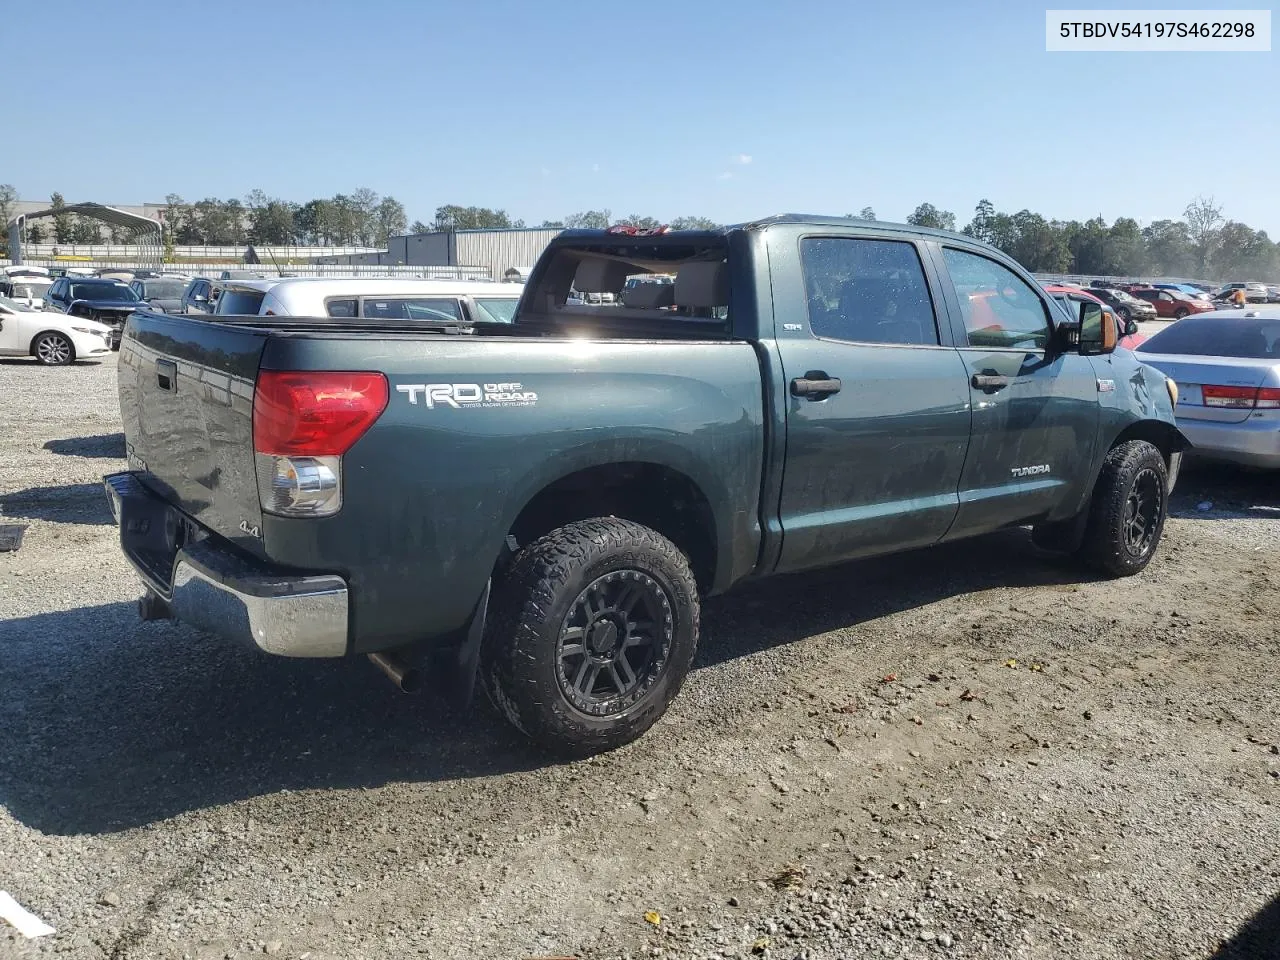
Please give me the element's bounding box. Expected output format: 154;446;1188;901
733;153;753;165
717;171;735;181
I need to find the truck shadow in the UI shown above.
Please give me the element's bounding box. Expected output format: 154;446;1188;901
0;482;116;525
0;530;1094;836
1212;893;1280;959
43;433;127;459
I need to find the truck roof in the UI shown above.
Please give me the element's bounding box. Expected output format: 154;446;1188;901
555;213;991;248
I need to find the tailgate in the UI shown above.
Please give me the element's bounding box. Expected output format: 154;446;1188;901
119;313;270;557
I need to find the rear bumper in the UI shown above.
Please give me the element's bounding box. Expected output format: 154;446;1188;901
104;472;350;657
1176;416;1280;469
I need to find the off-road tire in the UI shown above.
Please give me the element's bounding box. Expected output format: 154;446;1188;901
33;332;74;366
1077;440;1168;577
481;518;700;756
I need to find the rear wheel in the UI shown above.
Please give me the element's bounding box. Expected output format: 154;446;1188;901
33;332;74;366
481;518;700;755
1077;440;1168;577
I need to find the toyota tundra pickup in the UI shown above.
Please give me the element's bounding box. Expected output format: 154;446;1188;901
104;215;1187;754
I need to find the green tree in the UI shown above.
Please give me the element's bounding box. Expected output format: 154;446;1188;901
249;198;297;244
351;187;381;245
615;214;660;229
1008;210;1070;272
906;203;956;231
293;199;330;244
1184;195;1224;275
858;206;876;221
50;192;73;244
1214;221;1276;278
669;216;719;230
1142;220;1194;276
1107;217;1146;275
70;217;102;243
562;210;611;229
433;205;522;229
409;219;431;234
963;199;997;244
0;184;16;228
27;222;45;244
374;196;407;245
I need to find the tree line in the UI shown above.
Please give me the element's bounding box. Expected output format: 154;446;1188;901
4;182;1275;279
860;198;1277;281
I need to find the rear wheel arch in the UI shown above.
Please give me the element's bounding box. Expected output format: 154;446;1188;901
504;461;719;595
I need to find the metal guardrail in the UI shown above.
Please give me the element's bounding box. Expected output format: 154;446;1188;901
3;260;494;280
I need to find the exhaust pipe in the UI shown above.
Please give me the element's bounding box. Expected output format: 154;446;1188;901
367;651;423;694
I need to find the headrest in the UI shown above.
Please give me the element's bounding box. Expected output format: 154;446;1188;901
621;282;675;309
573;258;630;293
675;260;728;308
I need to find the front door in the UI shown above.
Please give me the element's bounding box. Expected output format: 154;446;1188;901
773;234;973;573
931;246;1099;539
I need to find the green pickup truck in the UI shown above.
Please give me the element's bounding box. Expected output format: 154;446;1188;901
105;215;1187;754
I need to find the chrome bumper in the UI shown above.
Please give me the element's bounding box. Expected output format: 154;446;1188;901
104;472;349;657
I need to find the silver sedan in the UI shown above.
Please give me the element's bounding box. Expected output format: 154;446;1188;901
1135;307;1280;468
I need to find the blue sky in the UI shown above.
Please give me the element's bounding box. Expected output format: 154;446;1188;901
7;0;1278;233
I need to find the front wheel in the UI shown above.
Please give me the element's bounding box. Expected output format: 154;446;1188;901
481;518;700;755
33;332;75;366
1077;440;1169;577
1173;307;1189;320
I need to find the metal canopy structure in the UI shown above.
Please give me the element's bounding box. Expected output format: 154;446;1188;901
6;202;163;266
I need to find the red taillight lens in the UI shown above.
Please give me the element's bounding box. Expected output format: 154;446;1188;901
1202;384;1261;408
253;371;388;456
1256;387;1280;409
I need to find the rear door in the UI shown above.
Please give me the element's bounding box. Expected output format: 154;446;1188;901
931;244;1100;537
772;232;973;572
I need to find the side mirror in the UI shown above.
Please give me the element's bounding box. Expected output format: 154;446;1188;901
1125;318;1140;336
1078;301;1115;355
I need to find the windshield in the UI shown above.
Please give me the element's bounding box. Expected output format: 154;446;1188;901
1137;317;1280;358
71;283;138;302
472;298;519;323
11;282;51;299
0;295;28;312
142;280;186;298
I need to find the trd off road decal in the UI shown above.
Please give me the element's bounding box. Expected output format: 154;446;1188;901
396;382;538;410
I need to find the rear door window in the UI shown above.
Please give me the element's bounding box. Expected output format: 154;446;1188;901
326;298;358;318
216;289;266;315
799;237;940;346
361;298;463;322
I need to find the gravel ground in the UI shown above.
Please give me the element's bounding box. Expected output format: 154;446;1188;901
1;353;1278;960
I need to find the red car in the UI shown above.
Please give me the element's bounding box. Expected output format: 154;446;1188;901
1130;287;1215;320
1042;285;1145;350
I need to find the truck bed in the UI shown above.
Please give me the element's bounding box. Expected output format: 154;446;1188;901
118;310;766;653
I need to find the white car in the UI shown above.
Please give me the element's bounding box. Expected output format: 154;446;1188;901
0;295;113;365
212;277;523;324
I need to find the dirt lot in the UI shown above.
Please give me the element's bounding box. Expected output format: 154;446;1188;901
1;353;1278;960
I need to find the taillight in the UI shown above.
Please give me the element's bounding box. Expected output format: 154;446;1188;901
1202;384;1273;409
252;371;388;517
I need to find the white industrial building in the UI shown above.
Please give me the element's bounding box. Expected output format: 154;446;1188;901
313;226;562;280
